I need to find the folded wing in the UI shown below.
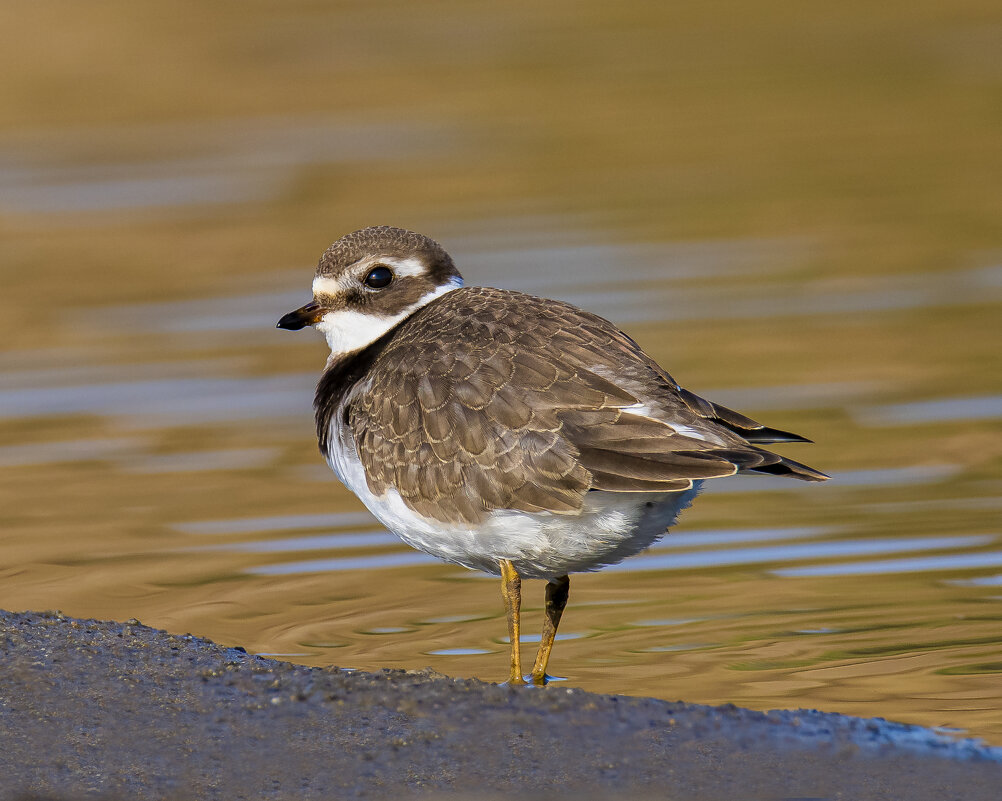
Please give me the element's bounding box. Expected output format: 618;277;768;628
344;287;827;526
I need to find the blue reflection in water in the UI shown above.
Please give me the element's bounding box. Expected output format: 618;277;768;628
0;375;313;423
947;574;1002;587
605;535;992;573
776;548;1002;578
857;394;1002;426
658;527;825;548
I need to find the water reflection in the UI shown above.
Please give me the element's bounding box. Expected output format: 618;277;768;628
637;643;710;653
0;117;456;215
250;551;439;574
777;549;1002;578
857;394;1002;426
606;535;993;573
125;448;278;474
948;575;1002;587
538;265;1002;324
632;618;706;627
859;496;1002;514
0;375;312;423
0;437;144;467
705;464;961;494
201;532;399;553
175;511;380;535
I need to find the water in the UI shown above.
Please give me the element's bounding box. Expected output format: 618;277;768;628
1;1;1001;746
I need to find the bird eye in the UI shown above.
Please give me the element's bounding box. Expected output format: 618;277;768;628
363;266;393;289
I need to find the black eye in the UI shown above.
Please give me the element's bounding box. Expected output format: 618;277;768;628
363;266;393;288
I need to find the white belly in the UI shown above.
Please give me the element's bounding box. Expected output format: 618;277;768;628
326;418;700;579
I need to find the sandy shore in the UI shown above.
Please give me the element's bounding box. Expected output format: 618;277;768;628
1;609;999;800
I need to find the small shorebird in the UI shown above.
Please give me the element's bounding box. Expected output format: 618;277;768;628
278;226;827;685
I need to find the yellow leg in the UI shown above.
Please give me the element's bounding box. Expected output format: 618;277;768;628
531;575;570;685
499;559;526;684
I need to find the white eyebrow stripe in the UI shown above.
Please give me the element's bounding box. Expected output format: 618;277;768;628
311;256;426;298
381;255;427;278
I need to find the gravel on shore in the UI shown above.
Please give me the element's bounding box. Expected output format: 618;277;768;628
1;609;999;800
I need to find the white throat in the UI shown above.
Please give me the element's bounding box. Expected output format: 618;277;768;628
315;278;462;359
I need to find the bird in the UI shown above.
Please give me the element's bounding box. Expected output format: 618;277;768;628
277;225;828;685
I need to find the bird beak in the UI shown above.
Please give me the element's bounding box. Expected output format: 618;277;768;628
276;301;323;331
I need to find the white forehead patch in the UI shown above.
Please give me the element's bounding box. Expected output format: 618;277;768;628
312;275;344;297
315;279;462;358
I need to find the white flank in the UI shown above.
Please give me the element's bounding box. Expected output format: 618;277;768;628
315;279;461;357
324;406;703;580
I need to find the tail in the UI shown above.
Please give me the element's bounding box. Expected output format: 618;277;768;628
676;387;828;481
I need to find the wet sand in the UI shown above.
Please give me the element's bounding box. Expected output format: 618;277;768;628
1;610;999;801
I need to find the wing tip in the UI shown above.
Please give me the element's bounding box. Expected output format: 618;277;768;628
751;458;829;482
740;426;814;445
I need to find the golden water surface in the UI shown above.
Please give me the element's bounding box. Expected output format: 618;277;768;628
1;2;1001;742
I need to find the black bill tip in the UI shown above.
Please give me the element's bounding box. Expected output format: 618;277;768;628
277;302;321;331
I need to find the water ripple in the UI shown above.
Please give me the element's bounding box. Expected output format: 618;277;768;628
775;546;1002;578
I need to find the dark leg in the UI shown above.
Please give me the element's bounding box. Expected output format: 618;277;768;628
499;559;526;684
530;574;570;685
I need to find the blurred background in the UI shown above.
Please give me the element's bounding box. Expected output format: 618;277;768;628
1;1;1001;741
